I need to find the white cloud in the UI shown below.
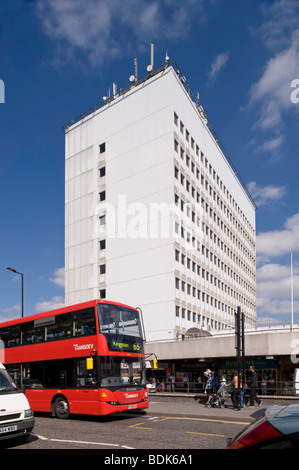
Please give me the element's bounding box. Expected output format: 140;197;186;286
255;211;299;325
0;304;21;323
256;212;299;259
249;0;299;130
257;135;285;153
35;0;205;68
35;296;65;313
247;181;286;206
207;51;229;83
256;261;299;326
250;44;299;130
257;263;299;299
50;267;65;288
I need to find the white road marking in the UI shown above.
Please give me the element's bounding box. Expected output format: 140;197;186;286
33;433;134;448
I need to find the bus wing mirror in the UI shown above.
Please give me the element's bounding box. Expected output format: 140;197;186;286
86;357;94;370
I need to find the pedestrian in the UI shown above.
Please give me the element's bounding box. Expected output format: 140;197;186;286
247;365;263;407
225;370;239;410
268;377;275;395
239;374;245;407
220;375;227;398
204;369;215;406
183;373;188;389
169;374;175;392
261;378;267;395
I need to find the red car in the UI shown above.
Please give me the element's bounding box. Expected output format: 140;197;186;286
228;405;299;449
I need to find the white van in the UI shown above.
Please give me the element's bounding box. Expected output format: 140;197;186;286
0;362;34;442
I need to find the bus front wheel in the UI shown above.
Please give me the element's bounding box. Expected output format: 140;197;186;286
53;396;70;419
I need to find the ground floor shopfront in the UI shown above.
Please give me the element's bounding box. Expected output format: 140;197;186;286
147;355;298;396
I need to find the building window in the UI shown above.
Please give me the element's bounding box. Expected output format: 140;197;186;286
99;239;106;250
99;264;106;274
99;166;106;177
99;142;106;153
99;191;106;201
99;289;106;299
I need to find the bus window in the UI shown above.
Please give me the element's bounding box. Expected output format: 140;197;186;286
22;321;45;344
0;325;21;348
73;309;96;337
46;313;72;341
100;356;145;388
98;304;142;338
76;358;97;387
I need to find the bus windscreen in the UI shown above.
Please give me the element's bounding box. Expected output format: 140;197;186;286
97;304;142;338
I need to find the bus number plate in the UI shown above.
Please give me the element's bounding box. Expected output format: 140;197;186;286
127;405;137;410
0;425;17;434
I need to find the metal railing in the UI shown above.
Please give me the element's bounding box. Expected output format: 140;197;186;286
149;381;297;397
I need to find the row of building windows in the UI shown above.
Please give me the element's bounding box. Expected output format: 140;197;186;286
174;193;255;282
173;218;256;295
174;189;255;272
173;109;257;328
173;111;255;241
98;144;107;300
174;147;255;254
175;273;255;311
175;305;230;331
175;248;255;298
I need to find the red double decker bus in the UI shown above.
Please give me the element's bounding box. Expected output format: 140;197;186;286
0;300;148;418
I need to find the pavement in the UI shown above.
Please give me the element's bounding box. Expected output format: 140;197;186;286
147;392;299;423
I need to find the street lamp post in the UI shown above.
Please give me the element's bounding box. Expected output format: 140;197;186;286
6;267;24;317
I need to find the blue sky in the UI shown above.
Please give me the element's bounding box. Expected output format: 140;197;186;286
1;0;299;327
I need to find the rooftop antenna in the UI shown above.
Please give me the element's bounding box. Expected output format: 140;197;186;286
151;43;154;68
147;43;154;72
129;58;138;84
103;86;111;101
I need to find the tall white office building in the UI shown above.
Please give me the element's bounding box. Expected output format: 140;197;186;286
64;61;256;342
